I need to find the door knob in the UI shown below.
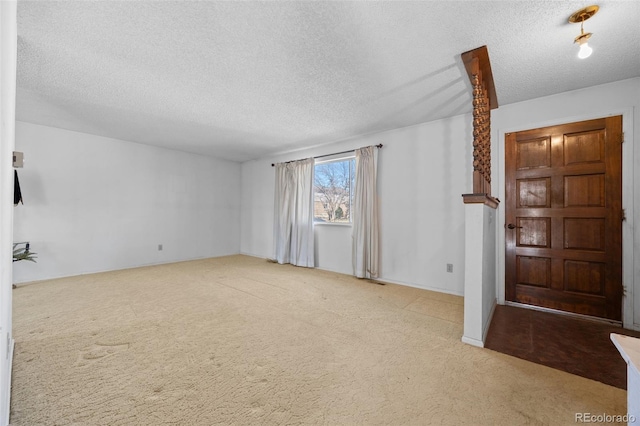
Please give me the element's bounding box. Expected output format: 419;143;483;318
507;223;523;229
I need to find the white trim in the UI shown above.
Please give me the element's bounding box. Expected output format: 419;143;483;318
496;107;635;328
461;336;484;348
239;251;267;259
239;252;465;298
363;276;464;297
13;253;242;285
313;222;352;227
4;339;13;426
315;265;465;297
621;108;635;329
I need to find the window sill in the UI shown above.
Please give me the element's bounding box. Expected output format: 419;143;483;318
314;222;353;227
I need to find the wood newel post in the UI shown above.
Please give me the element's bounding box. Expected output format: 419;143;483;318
460;46;500;347
462;46;499;207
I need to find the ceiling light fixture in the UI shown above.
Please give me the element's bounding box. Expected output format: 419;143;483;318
569;5;599;59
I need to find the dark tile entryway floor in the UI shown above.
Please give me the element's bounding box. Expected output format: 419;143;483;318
485;305;640;389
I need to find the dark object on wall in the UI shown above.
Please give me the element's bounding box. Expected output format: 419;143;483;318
13;243;36;263
14;170;22;205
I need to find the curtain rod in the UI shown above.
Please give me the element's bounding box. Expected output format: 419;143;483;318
271;144;383;167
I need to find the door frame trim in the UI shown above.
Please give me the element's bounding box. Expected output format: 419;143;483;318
496;107;636;329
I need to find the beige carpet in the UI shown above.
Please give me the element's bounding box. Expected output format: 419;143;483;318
11;255;626;425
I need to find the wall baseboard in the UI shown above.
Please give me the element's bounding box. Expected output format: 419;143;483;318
239;253;465;297
461;336;484;348
4;338;14;426
13;252;243;286
366;276;464;297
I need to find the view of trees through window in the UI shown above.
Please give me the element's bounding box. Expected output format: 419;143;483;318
314;158;355;223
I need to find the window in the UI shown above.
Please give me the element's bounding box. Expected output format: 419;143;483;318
314;156;355;224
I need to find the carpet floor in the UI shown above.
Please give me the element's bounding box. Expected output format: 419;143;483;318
11;255;627;425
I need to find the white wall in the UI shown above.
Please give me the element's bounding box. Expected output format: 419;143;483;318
482;205;496;332
492;77;640;329
241;76;640;318
241;114;472;295
13;122;241;283
0;1;16;424
462;203;496;347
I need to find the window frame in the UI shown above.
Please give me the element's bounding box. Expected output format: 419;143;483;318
313;153;356;226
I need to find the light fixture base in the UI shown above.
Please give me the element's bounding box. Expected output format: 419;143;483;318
568;5;599;23
574;32;592;45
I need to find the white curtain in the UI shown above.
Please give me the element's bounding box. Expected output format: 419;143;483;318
273;158;315;267
352;146;379;278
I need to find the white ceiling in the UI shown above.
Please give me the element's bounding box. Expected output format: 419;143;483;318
16;1;640;162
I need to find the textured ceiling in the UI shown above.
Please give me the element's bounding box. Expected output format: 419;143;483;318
16;1;640;162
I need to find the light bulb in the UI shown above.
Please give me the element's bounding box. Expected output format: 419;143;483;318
578;42;593;59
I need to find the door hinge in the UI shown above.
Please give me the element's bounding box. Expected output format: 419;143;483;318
622;209;626;221
621;132;625;143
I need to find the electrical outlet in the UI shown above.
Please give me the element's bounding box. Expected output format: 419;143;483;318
446;263;453;273
158;244;163;251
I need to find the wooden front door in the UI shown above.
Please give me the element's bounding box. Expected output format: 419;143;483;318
505;116;623;321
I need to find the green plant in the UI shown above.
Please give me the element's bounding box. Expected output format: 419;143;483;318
13;244;37;263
